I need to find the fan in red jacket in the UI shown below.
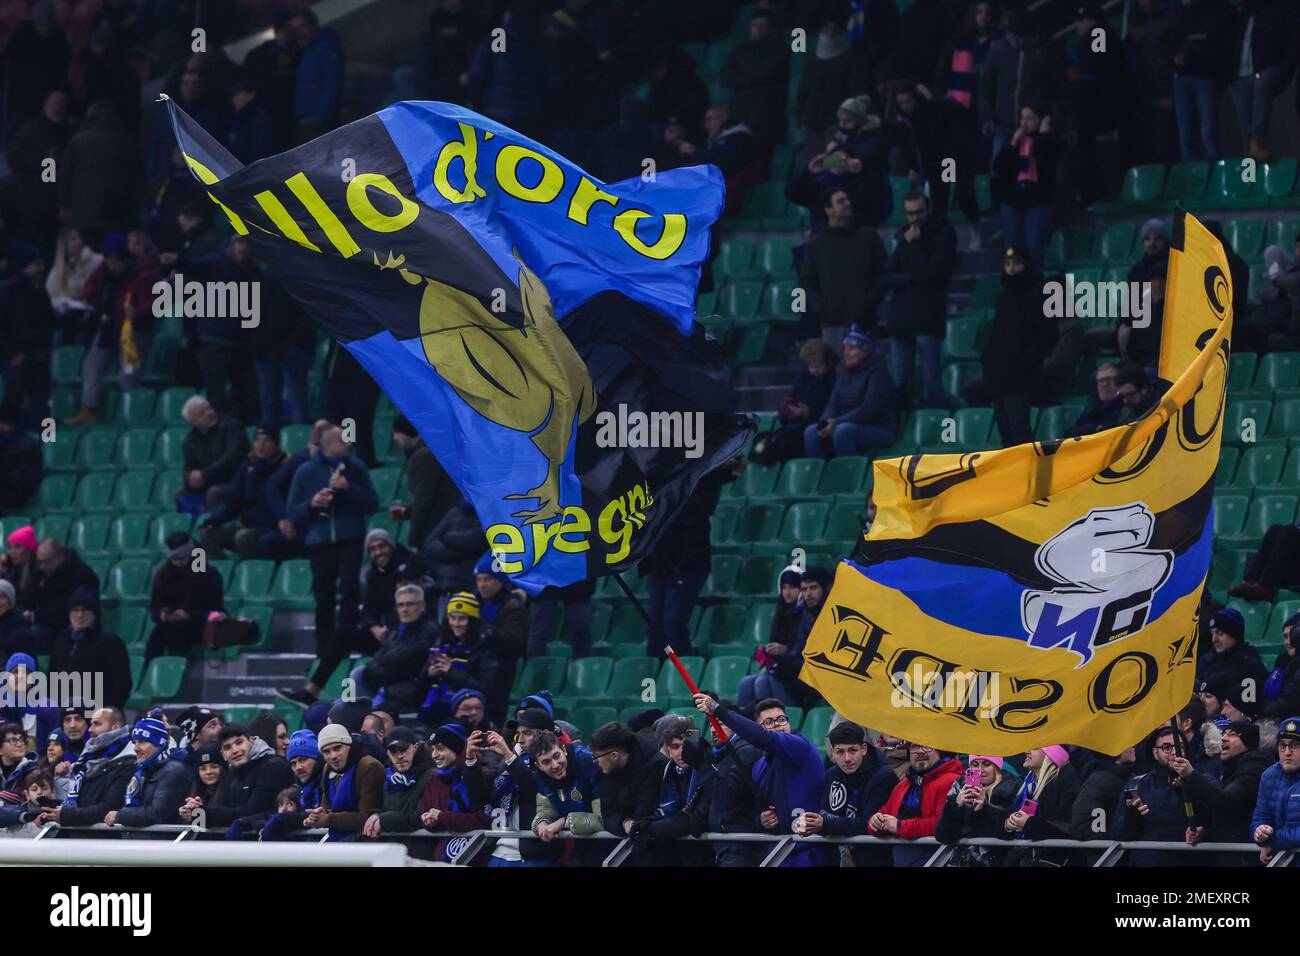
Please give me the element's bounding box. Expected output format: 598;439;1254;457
418;723;489;863
868;743;963;866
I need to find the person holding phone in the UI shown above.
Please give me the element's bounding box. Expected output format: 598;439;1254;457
868;741;964;866
1003;744;1081;866
935;755;1019;866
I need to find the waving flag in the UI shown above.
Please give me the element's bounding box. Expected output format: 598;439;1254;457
164;98;753;594
800;209;1231;755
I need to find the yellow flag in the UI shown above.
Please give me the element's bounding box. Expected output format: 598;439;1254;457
800;209;1232;756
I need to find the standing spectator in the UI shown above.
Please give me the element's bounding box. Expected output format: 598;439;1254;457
178;395;251;514
6;85;70;250
589;722;669;864
291;8;345;143
419;496;486;613
390;416;456;551
721;10;790;150
0;244;54;427
1062;3;1125;207
882;192;956;409
466;8;549;142
526;729;607;865
677;106;760;216
1004;744;1082;866
243;9;301;152
250;272;315;430
226;79;276;164
49;591;132;710
1176;720;1271;864
288;424;379;691
694;693;834;867
1170;0;1235;163
57;102;137;238
887;80;976;225
417;724;491;862
799;721;900;866
799;189;889;340
107;718;190;829
964;245;1055;446
869;742;965;866
804;328;898;459
67;233;158;427
1070;746;1137;841
44;228;102;342
1197;607;1270;704
30;540;100;638
322;340;381;468
144;536;225;663
0;410;42;513
197;425;299;561
991;104;1059;272
1251;716;1300;862
794;19;868;154
935;754;1019;866
936;1;1001;129
978;11;1065;160
1114;727;1201;866
305;724;385;841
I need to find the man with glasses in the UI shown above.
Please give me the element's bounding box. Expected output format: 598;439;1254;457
867;740;964;866
1114;725;1202;866
693;693;833;867
0;722;36;791
1251;716;1300;864
1173;719;1271;865
587;721;669;865
347;584;437;716
1066;362;1123;438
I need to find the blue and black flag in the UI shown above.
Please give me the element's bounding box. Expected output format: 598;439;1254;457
164;98;754;593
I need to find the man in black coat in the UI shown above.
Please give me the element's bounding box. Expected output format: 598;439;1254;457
185;723;294;831
882;192;957;409
419;497;486;610
31;540;100;635
1175;720;1273;865
0;410;42;512
179;395;251;511
680;707;766;867
197;424;299;561
965;246;1056;447
590;722;670;865
798;188;889;339
144;535;225;663
1197;607;1269;707
358;584;439;716
1070;747;1137;841
719;9;789;148
48;590;132;710
800;720;898;866
360;529;428;632
42;709;134;828
391;415;457;551
0;246;54;428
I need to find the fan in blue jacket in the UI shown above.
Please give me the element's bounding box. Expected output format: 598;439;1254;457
695;693;835;866
801;720;898;866
1250;716;1300;864
107;718;191;830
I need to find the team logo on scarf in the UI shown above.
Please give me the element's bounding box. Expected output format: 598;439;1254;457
828;780;848;814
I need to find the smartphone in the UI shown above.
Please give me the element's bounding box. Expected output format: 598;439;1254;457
1021;798;1039;816
963;767;982;790
824;153;847;171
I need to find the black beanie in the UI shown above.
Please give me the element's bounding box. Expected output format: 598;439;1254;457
801;566;831;590
432;723;468;755
1223;720;1260;751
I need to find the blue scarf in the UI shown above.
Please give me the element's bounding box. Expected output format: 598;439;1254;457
657;762;699;818
327;763;360;814
65;733;132;807
125;751;166;807
480;593;503;624
386;766;421;795
436;765;474;813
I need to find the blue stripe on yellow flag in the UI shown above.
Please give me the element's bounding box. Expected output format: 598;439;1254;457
800;209;1232;755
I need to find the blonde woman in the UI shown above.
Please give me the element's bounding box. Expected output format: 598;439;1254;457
1004;745;1081;866
935;754;1018;866
44;228;101;332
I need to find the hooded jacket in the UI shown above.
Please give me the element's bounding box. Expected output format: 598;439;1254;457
1249;759;1300;851
204;736;295;827
819;745;900;866
59;727;136;827
871;756;965;865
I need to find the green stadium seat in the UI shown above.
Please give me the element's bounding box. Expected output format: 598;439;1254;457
111;471;156;513
158;388;197;425
885;177;911;226
1215;447;1239;486
110;606;151;646
149;513;193;553
968;273;1001;311
780;501;829;544
229;560;276;601
50;345;85;386
1267;219;1300;251
1233;446;1286;489
725;324;769;366
131;656;187;704
568;706;619;738
36;474;78;514
732;503;785;544
700;656;750;700
758;236;800;277
1265;599;1300;641
706;553;742;595
955;406;994;448
1275;449;1300;492
1211;494;1249;538
511;656;568;699
767;143;795;179
768;458;824;498
1225;598;1270;645
35;515;71;544
943;361;981;402
71;473;117;514
1225;399;1272;443
694;604;745;648
1224;494;1298;546
1224;219;1267;258
1035;405;1084;442
564;657;612;704
710;502;741;546
1160;161;1210;206
1208;549;1251;595
104;558;154;607
1264;159;1299;208
741;182;790;219
280;424;312;455
825;503;866;546
1189;159;1256;210
654;656;704;705
115;428;159;469
117;389;157;427
718;281;763;319
757;279;801;323
67;516;111;555
736;554;787;595
264;559;315;609
74;428;119;471
714;239;759;282
604;605;644;646
726;461;781;498
236;604;275;651
1096;221;1137;262
800;706;836;745
902;409;950;449
368;467;399;503
607;657;658;704
942;316;985;362
818;457;869;495
1264;399;1300;440
106;514;152;556
1095;164;1166;215
696;291;718;318
1256;352;1300;394
42;433;80;473
1045;226;1096;269
974;172;993;213
736;603;769;646
699;316;731;342
156;427;189;469
1228;353;1258;393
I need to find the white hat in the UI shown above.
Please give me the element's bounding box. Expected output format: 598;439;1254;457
317;724;352;750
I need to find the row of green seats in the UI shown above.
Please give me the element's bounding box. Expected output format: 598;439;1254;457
1095;158;1300;215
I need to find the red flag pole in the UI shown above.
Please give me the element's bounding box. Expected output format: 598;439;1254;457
664;644;729;742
